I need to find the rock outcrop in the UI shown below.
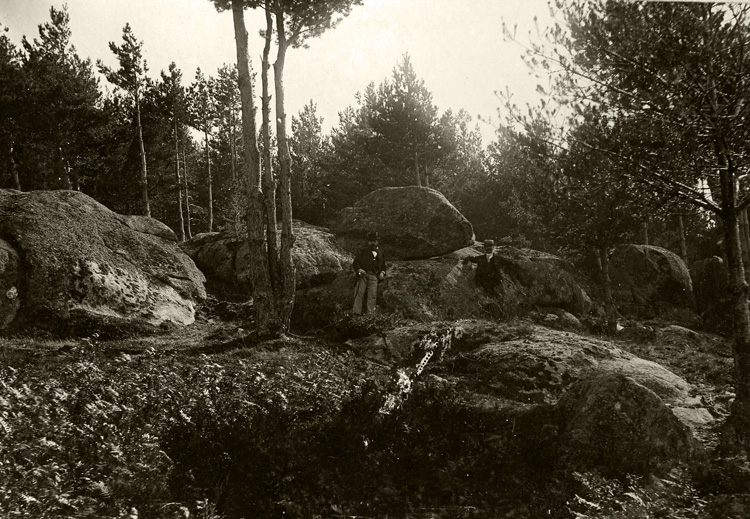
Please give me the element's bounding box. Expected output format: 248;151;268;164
332;186;475;259
181;221;353;297
484;245;591;315
0;189;206;334
558;372;700;475
348;320;707;476
293;246;591;331
610;244;695;318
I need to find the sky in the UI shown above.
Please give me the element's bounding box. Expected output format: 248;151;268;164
2;0;555;145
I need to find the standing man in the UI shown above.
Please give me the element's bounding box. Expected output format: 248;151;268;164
352;231;387;315
462;239;500;292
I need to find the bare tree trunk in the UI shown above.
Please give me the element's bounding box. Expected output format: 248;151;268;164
414;151;421;186
182;146;193;239
677;214;689;266
175;120;186;241
262;4;280;291
717;153;750;447
233;0;281;336
230;108;237;180
56;146;72;190
8;142;20;190
641;222;649;246
57;145;78;190
741;209;750;281
135;92;150;217
273;7;297;331
68;158;79;191
598;244;618;333
205;128;214;233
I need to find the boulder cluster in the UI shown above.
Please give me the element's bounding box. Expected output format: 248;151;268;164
0;185;726;480
0;186;712;335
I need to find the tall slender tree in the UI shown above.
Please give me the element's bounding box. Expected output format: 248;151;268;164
158;62;188;241
208;0;363;336
98;23;151;216
213;63;244;232
290;100;331;224
187;68;218;232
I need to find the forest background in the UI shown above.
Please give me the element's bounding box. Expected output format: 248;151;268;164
0;1;719;265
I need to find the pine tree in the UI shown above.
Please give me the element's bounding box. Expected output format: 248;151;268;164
98;24;151;216
18;6;103;191
187;68;218;232
209;0;363;337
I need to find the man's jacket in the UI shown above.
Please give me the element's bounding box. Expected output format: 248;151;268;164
466;254;500;290
353;247;386;275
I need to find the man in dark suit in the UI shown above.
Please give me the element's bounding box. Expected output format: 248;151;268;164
352;231;387;314
462;239;500;292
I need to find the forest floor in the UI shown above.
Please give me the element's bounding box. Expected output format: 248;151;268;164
0;304;745;519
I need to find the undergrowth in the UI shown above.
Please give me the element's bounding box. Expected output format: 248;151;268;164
0;334;717;518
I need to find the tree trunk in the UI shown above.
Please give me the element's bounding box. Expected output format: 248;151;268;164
598;244;618;332
230;108;237;180
175;120;186;241
677;214;689;266
233;0;281;337
205;128;213;233
8;142;20;190
718;158;750;447
641;222;649;246
273;7;297;331
741;209;750;281
262;3;280;291
414;151;421;186
183;146;193;239
57;146;72;190
135;92;150;217
69;158;79;191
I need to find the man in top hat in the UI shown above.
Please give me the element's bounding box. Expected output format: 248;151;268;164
352;231;387;314
462;239;500;292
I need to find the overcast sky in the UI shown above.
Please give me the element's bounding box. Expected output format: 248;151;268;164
2;0;554;144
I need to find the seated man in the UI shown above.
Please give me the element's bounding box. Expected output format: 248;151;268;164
462;239;500;292
352;231;387;314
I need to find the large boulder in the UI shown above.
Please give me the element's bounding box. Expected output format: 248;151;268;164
181;221;353;297
348;321;706;476
557;373;701;475
117;214;178;242
610;244;695;318
292;246;591;331
332;186;475;259
485;245;591;315
0;189;206;334
353;321;692;403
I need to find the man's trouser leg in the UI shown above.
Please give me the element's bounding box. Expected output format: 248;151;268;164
365;274;379;313
353;275;367;314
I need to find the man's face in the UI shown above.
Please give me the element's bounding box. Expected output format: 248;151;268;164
369;239;378;250
484;245;493;254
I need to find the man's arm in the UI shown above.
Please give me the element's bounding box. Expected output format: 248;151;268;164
375;251;386;280
462;254;480;265
352;250;362;273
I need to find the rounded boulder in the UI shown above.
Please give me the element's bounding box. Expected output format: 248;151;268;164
332;186;475;260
